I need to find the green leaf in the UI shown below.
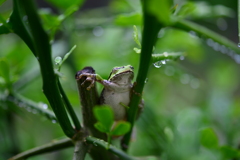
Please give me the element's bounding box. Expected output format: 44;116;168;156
176;2;196;18
39;9;60;31
177;2;234;19
93;106;114;133
147;0;172;25
200;127;219;148
94;122;109;133
45;0;84;9
220;146;240;159
115;12;142;26
0;58;10;84
0;16;12;34
111;121;131;136
133;48;141;54
61;45;76;66
0;0;7;6
133;25;141;48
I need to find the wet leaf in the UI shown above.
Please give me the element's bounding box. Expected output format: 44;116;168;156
93;106;114;133
111;121;131;136
200;127;218;148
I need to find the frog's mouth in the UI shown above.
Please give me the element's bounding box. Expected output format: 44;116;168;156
110;71;134;84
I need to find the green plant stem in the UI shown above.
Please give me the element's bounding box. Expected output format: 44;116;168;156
238;0;240;43
85;136;136;160
19;0;75;138
172;19;240;54
10;0;36;55
57;79;81;131
123;0;162;151
8;138;73;160
7;94;57;122
152;52;184;62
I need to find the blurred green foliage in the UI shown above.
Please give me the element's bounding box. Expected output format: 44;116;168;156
0;0;240;160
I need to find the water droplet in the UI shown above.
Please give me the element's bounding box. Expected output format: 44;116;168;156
189;31;198;38
52;120;57;123
42;104;48;109
93;26;104;37
216;18;227;31
0;23;2;26
234;54;240;64
158;29;165;38
153;60;168;68
206;38;214;47
180;74;190;84
219;45;228;54
238;43;240;48
55;56;62;65
212;42;220;51
22;15;28;21
153;61;162;68
179;56;185;60
93;141;98;146
144;78;148;83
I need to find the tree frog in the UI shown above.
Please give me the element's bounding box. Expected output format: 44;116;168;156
79;65;135;121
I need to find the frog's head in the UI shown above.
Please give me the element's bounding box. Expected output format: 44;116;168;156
108;65;134;84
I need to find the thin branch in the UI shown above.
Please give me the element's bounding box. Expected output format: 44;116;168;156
58;79;81;131
8;138;73;160
85;136;136;160
6;94;57;122
19;0;76;137
10;0;36;55
172;19;240;54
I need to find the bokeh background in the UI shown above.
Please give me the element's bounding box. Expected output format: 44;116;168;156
0;0;239;159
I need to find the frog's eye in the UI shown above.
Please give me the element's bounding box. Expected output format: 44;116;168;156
112;68;118;74
130;66;134;70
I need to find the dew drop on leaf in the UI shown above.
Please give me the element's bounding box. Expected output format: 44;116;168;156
52;120;57;123
144;78;148;83
179;56;185;60
153;61;162;68
93;141;98;146
55;56;62;65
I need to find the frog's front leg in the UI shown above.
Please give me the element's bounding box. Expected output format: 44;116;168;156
77;73;96;90
77;73;105;90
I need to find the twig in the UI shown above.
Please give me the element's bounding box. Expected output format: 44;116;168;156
172;19;240;54
18;0;76;137
6;94;57;122
72;141;88;160
85;136;136;160
8;138;73;160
